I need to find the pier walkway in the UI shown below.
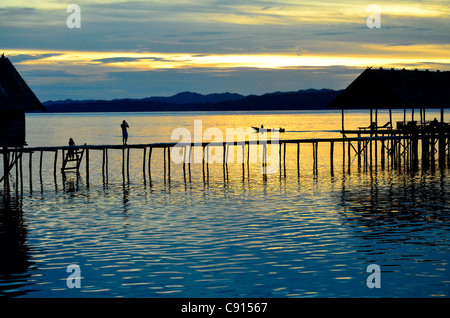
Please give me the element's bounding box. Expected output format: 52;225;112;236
2;133;450;190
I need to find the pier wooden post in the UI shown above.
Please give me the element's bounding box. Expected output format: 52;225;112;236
357;133;361;167
347;140;351;172
102;148;109;183
223;144;226;166
148;147;153;183
53;150;58;175
2;147;9;193
143;147;147;177
39;151;43;176
297;142;300;177
312;142;318;175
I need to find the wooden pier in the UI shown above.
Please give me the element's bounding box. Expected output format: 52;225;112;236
2;133;449;193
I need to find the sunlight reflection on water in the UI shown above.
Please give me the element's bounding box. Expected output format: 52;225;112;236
1;111;449;298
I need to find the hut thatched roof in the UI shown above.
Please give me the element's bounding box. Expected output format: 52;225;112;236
0;54;45;112
329;68;450;109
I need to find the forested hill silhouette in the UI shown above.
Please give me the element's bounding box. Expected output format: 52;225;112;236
40;89;342;113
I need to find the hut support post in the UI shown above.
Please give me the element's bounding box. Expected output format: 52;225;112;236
2;147;10;192
29;152;32;189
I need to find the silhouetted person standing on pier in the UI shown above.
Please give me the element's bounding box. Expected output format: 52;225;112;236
121;120;129;145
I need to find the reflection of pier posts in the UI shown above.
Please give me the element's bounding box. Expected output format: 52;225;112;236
283;142;286;178
422;136;430;170
447;136;450;168
438;133;446;169
347;140;351;173
2;147;10;193
330;141;334;176
85;149;89;186
430;133;436;170
53;150;58;176
202;145;206;183
148;147;153;184
28;152;32;193
261;142;267;181
411;135;419;170
103;148;109;184
143;147;147;182
313;142;318;175
357;133;361;167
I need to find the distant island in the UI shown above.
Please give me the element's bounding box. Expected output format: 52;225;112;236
38;89;343;113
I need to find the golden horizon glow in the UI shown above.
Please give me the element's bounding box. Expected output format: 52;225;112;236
5;47;450;72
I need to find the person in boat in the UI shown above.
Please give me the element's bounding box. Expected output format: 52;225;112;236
121;120;129;145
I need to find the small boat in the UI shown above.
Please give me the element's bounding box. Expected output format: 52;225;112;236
252;126;285;133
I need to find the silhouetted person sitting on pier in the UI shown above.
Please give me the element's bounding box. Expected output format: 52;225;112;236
68;138;75;159
431;118;440;129
121;120;129;145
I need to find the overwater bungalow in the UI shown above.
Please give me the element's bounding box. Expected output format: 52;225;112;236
329;67;450;136
1;54;45;188
0;54;45;147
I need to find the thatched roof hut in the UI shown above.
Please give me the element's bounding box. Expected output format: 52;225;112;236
329;67;450;109
329;67;450;132
0;54;44;147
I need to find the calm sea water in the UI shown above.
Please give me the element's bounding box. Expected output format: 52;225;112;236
1;110;449;298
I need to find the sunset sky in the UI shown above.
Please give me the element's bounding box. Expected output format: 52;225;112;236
1;0;449;101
